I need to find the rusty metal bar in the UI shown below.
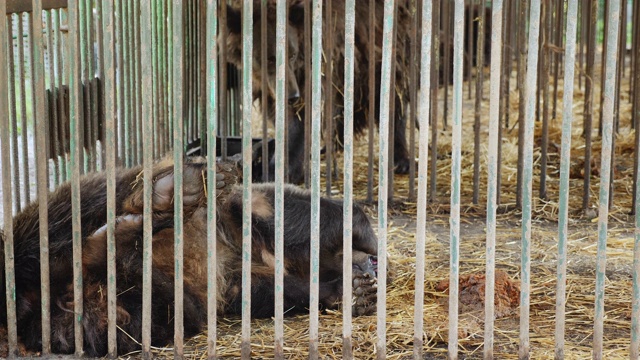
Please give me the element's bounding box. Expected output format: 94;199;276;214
582;0;598;212
274;0;287;357
366;0;374;203
377;0;396;357
99;0;118;356
7;15;21;212
414;0;432;357
342;0;356;357
240;0;253;358
139;0;154;358
593;1;621;358
309;0;322;356
1;3;19;356
172;0;185;357
447;1;464;358
17;14;31;206
67;0;85;353
554;1;578;357
30;0;51;353
324;0;333;196
520;0;541;357
484;0;503;357
205;1;218;358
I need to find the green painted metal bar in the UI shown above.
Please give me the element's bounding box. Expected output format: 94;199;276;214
78;0;92;172
0;3;19;356
172;0;185;357
593;1;621;358
240;0;253;358
205;1;218;358
31;0;51;354
414;0;432;357
448;1;464;358
342;0;355;357
484;0;503;358
139;0;154;358
134;0;143;166
67;0;85;354
274;0;287;358
309;0;323;358
99;0;118;356
116;0;125;165
520;0;541;358
555;1;578;358
123;0;132;167
377;0;395;357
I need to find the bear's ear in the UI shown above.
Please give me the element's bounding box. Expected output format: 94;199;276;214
289;1;305;27
225;5;242;34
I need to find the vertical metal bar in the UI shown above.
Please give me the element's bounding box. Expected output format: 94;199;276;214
342;0;356;357
7;15;21;213
515;0;527;208
540;0;550;200
632;6;640;347
30;1;51;354
116;0;126;165
429;0;439;204
274;0;287;357
206;1;218;358
151;0;159;159
593;1;621;358
408;0;418;201
466;0;473;100
447;1;464;358
366;0;375;203
46;11;61;186
520;0;542;357
100;0;118;355
582;0;598;212
484;0;503;357
219;0;227;160
0;4;18;356
442;0;450;129
634;2;640;214
473;0;486;205
54;11;68;179
240;0;253;358
552;0;563;120
377;0;395;357
386;1;397;202
67;0;85;354
324;0;333;196
598;0;609;139
95;0;106;171
135;0;143;165
261;0;268;181
579;0;585;90
555;1;578;358
123;0;132;167
304;0;311;188
139;0;154;358
17;14;31;206
78;0;91;172
414;0;432;357
310;0;323;357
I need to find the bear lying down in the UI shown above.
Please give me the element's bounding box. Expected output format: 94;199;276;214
0;156;380;356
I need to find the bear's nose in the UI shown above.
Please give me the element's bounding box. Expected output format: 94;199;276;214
288;89;300;105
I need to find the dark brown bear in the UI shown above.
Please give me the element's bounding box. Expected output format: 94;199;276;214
225;0;413;184
0;156;379;356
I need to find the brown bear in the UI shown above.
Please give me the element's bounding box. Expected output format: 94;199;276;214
224;0;413;184
0;156;379;356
